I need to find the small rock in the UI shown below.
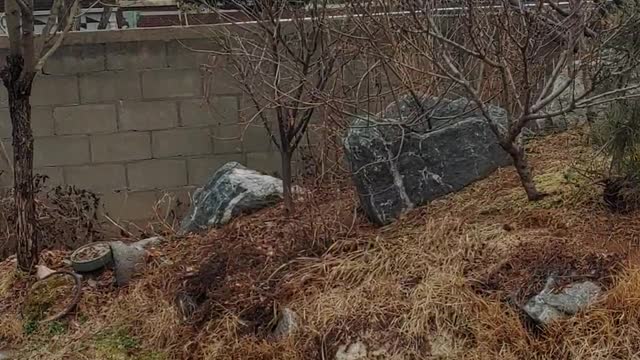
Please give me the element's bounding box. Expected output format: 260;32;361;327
109;241;147;287
174;292;198;323
272;307;298;339
523;277;601;324
132;236;165;250
336;341;368;360
36;265;55;280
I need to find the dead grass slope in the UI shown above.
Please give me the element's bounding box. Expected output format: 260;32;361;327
2;130;640;359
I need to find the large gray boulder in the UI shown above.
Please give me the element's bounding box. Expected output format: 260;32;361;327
179;162;284;233
526;71;588;135
523;277;601;325
344;96;511;225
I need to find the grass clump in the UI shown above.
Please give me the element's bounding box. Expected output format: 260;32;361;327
22;274;75;324
94;328;140;359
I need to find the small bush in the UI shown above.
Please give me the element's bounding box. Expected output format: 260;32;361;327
0;175;103;261
592;99;640;211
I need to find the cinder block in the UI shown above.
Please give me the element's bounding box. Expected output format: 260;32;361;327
0;85;7;107
0;107;55;138
152;128;212;158
33;135;90;167
213;124;242;154
142;69;202;99
44;44;105;74
187;154;244;185
0;159;10;187
0;173;10;188
238;93;276;123
0;138;11;187
204;68;243;95
33;107;56;137
90;132;151;163
238;95;258;123
246;152;282;177
180;96;238;126
0;153;9;186
0;139;12;167
101;190;158;221
79;71;141;103
106;41;167;70
127;159;187;190
65;164;127;191
155;186;196;221
0;110;8;138
0;166;62;188
31;74;79;106
54;104;117;135
0;167;64;189
119;101;178;131
242;123;274;152
167;39;219;69
35;167;64;187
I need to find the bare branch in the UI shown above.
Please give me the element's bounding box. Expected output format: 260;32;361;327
35;0;79;73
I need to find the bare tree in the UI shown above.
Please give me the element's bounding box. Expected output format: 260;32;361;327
206;0;349;214
349;0;640;200
2;0;78;272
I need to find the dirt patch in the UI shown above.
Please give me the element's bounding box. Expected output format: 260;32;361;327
181;187;373;337
474;237;624;305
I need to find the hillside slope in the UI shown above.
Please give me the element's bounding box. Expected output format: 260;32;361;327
2;130;640;359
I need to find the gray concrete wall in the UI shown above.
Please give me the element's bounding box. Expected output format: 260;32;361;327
0;26;293;222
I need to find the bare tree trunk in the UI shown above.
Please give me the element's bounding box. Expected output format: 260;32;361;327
505;142;546;201
1;55;38;272
280;150;294;215
12;94;38;272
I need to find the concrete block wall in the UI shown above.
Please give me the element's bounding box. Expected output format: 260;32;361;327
0;28;287;222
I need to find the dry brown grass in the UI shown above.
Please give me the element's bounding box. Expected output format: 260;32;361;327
4;129;640;359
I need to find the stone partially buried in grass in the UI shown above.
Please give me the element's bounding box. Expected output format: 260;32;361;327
523;276;602;325
109;241;147;287
271;307;298;339
179;162;285;233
